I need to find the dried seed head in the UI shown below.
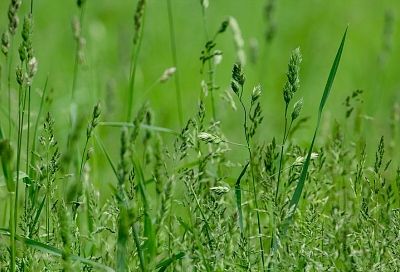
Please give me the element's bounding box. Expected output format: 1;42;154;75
159;67;176;83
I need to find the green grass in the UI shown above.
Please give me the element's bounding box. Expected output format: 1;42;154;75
0;0;400;271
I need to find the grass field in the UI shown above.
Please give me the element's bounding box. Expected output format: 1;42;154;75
0;0;399;271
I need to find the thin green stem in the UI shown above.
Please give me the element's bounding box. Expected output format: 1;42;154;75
132;223;146;272
29;76;48;177
71;5;86;102
200;5;217;120
46;142;50;242
238;88;265;271
167;0;183;127
78;138;89;195
126;6;147;122
25;85;31;173
275;104;289;202
7;49;13;139
9;192;15;272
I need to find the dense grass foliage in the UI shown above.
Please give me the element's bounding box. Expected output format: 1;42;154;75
0;0;399;271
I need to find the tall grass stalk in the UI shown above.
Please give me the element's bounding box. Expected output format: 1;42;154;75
275;48;302;203
29;76;48;176
200;2;217;120
167;0;183;127
126;0;147;121
71;2;86;102
231;64;265;271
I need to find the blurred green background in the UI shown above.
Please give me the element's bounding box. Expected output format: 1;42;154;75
1;0;399;162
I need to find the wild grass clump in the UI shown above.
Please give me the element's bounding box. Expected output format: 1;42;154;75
0;1;399;272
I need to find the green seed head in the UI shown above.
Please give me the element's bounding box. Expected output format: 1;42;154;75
232;63;245;86
1;32;10;56
291;98;303;121
283;47;302;104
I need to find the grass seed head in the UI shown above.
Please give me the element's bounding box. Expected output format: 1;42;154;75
291;98;303;121
232;63;245;86
133;0;146;45
86;102;101;139
283;47;302;104
1;31;10;56
218;19;229;34
159;67;176;83
7;0;22;35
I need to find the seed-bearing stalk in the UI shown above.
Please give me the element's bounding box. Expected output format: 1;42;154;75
231;63;265;271
274;48;302;203
126;0;147;122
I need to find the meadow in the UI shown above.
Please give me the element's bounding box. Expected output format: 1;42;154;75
0;0;399;271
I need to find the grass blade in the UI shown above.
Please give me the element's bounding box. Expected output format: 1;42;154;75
98;122;178;135
0;228;115;272
94;134;121;183
235;162;249;234
156;252;185;272
132;158;156;266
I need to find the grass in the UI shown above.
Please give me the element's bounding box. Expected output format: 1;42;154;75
0;1;400;271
